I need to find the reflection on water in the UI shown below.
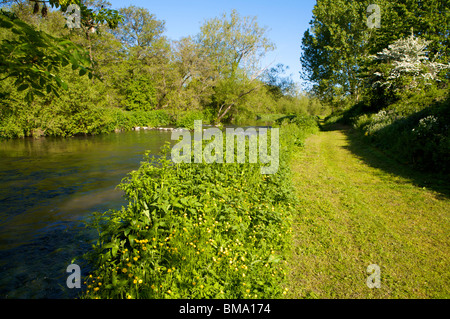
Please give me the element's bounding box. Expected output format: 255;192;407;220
0;130;172;298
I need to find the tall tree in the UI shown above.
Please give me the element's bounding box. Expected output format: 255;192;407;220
166;36;217;110
111;5;173;109
197;9;275;122
300;0;374;103
263;63;296;99
113;5;165;50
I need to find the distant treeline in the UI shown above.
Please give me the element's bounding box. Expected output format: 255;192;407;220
0;1;327;139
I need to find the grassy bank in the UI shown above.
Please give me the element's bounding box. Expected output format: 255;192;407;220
79;115;319;299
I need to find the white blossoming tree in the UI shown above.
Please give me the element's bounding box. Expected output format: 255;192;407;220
369;33;450;97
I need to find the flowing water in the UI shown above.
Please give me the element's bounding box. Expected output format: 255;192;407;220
0;130;173;298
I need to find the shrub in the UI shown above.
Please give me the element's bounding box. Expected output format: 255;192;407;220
354;90;449;173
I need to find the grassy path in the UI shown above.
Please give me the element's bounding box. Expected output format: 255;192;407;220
287;125;450;298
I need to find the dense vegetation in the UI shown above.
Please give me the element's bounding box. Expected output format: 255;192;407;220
0;0;326;139
81;117;319;299
301;0;449;174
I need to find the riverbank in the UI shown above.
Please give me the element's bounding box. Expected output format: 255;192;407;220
80;115;319;299
0;107;283;139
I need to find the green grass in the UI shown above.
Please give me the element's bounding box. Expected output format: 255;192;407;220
287;124;450;298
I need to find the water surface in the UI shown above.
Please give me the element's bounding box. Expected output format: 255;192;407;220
0;130;172;298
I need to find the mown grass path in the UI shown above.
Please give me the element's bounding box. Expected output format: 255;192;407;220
287;124;450;298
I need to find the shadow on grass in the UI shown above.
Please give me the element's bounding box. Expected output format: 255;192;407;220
320;121;450;199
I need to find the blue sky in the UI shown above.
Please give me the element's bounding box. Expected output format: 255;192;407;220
108;0;317;88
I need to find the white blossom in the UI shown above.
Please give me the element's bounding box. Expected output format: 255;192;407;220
371;33;450;91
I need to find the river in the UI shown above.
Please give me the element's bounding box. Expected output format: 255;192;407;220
0;130;173;298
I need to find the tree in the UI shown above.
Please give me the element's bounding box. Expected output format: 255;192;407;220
300;0;373;104
197;9;275;122
0;8;91;102
113;5;165;50
368;33;450;99
124;74;156;111
301;0;450;106
166;36;217;110
367;0;450;65
110;5;175;109
263;63;296;99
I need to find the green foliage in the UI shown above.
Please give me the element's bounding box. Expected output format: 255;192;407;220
301;0;450;108
275;96;308;116
198;9;275;122
311;1;449;175
0;72;172;138
113;6;165;48
0;9;93;102
198;9;274;77
352;89;449;173
276;114;320;147
363;33;450;108
174;110;206;130
80;120;317;299
263;64;296;99
301;0;370;103
125;76;157;111
115;109;172;129
1;3;316;141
